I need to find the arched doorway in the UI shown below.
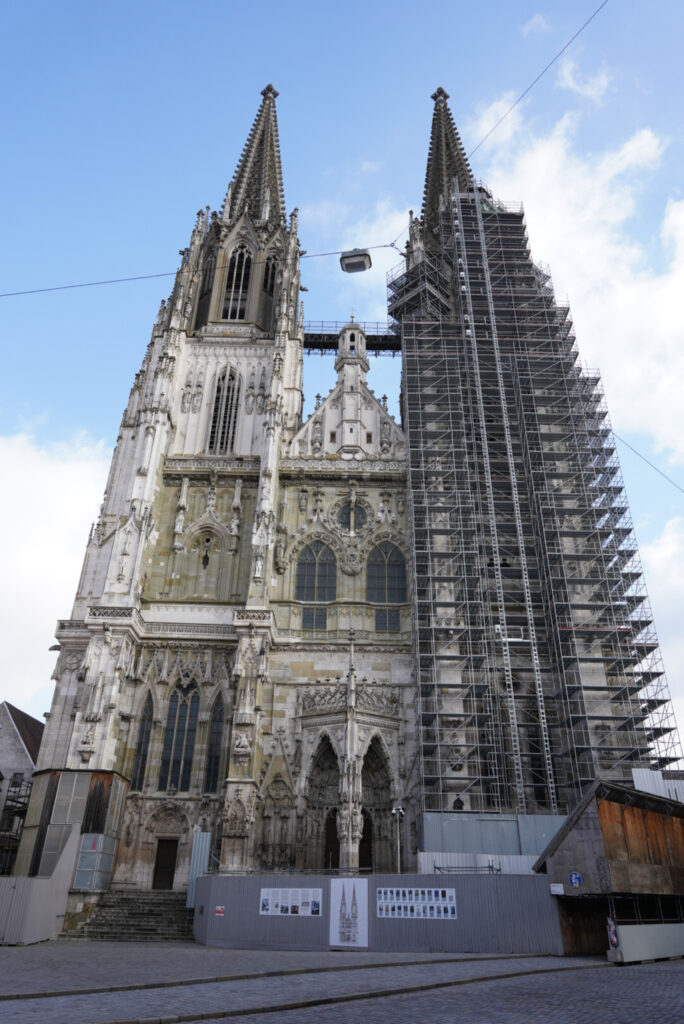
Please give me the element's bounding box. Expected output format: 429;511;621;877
304;735;341;870
361;736;394;871
359;809;373;870
323;809;339;869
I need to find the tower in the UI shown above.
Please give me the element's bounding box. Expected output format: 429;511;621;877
391;87;682;828
14;86;681;910
20;86;415;896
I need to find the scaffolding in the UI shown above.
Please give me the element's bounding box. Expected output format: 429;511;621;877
391;184;682;816
0;773;32;875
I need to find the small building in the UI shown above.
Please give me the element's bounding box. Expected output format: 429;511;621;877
0;702;43;874
534;780;684;961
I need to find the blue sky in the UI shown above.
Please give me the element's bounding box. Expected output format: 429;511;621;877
2;0;684;744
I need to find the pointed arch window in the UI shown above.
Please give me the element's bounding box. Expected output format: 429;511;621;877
204;695;225;794
296;541;336;630
194;248;217;329
222;243;252;320
208;367;241;453
159;684;199;792
131;693;153;791
367;542;406;632
263;254;278;297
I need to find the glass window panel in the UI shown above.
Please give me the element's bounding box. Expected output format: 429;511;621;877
315;608;327;630
159;692;179;791
205;698;224;793
73;870;92;889
180;693;199;791
387;609;400;631
170;698;188;790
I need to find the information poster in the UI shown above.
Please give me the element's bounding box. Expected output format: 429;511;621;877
259;887;322;917
329;877;369;948
376;886;457;920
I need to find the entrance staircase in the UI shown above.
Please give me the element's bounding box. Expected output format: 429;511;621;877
66;889;194;941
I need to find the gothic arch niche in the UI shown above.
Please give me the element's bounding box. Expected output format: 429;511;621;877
303;734;340;870
361;735;394;872
258;776;295;870
181;526;229;601
144;802;191;891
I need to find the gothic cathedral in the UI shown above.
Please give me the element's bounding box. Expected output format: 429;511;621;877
34;85;418;889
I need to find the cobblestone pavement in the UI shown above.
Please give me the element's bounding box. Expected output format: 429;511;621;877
0;941;680;1024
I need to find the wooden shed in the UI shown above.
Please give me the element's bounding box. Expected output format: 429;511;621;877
534;780;684;960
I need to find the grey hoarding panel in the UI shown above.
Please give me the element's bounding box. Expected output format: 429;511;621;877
194;872;564;955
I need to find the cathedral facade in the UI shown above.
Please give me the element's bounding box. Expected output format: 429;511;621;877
21;85;680;896
31;85;418;890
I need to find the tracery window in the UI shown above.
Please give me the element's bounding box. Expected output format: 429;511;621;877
296;541;336;630
263;254;278;297
131;693;153;791
204;696;224;794
208;367;241;453
338;503;367;532
367;542;406;632
222;243;252;320
158;684;199;792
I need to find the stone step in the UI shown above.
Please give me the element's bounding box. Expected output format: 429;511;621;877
65;889;194;941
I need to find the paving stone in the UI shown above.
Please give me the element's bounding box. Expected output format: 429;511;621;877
0;940;681;1024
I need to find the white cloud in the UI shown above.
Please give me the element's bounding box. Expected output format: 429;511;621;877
300;196;408;323
641;517;684;753
556;57;611;104
479;107;684;463
521;13;551;37
0;433;109;721
464;92;523;152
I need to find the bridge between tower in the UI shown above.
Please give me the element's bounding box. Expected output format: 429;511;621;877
303;321;401;355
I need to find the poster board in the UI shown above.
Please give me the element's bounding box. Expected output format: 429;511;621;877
376;885;457;920
259;887;322;917
329;877;369;947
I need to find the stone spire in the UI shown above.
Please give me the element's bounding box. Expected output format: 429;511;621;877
221;84;286;232
421;87;474;233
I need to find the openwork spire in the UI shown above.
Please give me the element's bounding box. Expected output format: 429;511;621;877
421;87;474;232
222;84;286;232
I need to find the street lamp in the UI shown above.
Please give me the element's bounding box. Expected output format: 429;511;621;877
391;806;404;873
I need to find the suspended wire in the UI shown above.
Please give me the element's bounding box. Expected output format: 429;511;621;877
0;241;404;298
613;432;684;498
0;272;177;298
468;0;610;158
1;0;608;300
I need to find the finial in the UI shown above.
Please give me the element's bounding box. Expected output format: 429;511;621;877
261;83;279;99
431;86;450;103
350;312;355;321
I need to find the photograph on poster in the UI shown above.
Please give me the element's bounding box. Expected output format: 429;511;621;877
375;886;457;920
259;887;322;917
329;878;369;948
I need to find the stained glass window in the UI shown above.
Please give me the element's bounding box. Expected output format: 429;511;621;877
367;542;406;632
296;541;336;630
159;685;199;792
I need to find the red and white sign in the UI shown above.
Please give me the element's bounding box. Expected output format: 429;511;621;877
215;905;225;917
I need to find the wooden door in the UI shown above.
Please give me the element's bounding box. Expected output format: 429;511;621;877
152;838;178;889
